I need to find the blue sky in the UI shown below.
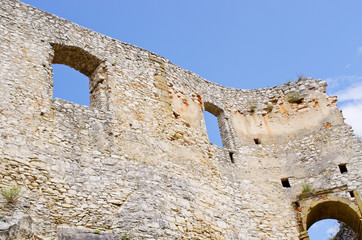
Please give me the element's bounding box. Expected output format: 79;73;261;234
20;1;362;238
21;0;362;137
309;219;340;240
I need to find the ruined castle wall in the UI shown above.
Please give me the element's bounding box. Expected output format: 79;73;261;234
1;1;361;239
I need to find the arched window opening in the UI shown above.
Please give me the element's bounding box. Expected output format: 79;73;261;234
203;110;223;147
50;44;109;110
52;64;90;106
308;219;357;240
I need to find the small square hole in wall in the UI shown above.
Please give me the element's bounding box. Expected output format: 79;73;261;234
349;191;355;198
281;178;291;188
229;152;234;163
338;163;347;174
254;138;261;144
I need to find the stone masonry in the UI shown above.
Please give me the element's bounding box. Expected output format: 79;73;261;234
0;0;361;239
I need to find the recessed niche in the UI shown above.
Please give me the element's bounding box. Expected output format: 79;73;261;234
338;164;347;174
292;201;300;209
281;178;291;188
254;138;261;145
349;191;355;198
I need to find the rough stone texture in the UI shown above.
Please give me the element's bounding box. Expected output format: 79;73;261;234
332;223;358;240
57;227;120;240
0;0;361;239
0;215;33;240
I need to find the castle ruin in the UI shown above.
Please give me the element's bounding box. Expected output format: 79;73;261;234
0;0;361;239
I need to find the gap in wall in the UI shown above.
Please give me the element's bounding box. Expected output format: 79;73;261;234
338;163;348;174
52;64;90;106
203;110;223;147
281;178;291;188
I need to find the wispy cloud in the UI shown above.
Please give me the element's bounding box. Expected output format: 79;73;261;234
325;75;362;90
357;46;362;57
309;220;340;240
340;102;362;136
344;63;351;69
334;81;362;101
326;75;362;136
326;222;340;238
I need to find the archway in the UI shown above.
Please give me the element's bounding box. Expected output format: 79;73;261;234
300;197;362;240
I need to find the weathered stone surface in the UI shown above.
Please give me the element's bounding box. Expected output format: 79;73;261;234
0;215;33;240
333;223;358;240
57;227;120;240
0;0;361;239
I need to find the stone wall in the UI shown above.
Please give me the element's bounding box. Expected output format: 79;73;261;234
0;0;361;239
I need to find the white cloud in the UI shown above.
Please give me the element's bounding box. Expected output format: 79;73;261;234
335;82;362;102
309;220;340;240
326;222;340;238
326;76;362;136
340;102;362;136
325;75;362;90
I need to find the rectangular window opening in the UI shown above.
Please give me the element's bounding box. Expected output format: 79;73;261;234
254;138;261;145
338;163;347;174
203;110;223;147
52;64;90;106
203;102;233;149
229;152;234;163
281;178;291;188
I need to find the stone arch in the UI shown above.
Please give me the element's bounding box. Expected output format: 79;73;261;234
204;102;234;149
300;196;362;240
50;43;110;110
